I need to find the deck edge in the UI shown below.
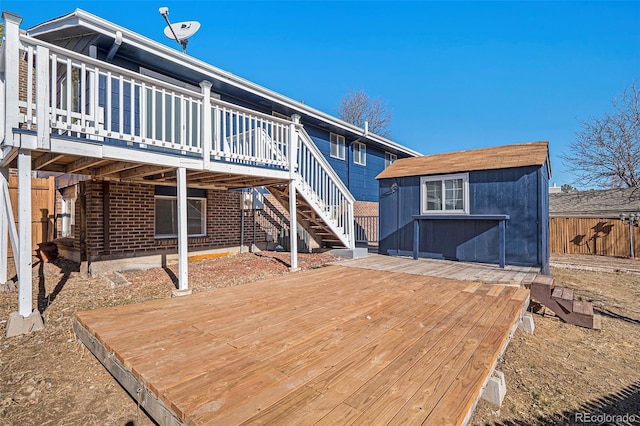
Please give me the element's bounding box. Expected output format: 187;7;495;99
460;292;530;426
73;318;185;426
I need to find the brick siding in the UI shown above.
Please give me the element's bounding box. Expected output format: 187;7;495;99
72;180;266;260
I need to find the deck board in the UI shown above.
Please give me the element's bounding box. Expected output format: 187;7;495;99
75;264;528;425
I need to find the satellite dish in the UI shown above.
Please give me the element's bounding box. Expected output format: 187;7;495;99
163;21;200;43
158;7;200;54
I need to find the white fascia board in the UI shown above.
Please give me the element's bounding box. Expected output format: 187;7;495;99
27;9;421;158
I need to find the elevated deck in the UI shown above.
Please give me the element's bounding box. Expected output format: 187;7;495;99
74;264;529;425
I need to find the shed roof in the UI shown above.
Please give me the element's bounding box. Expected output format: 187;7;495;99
549;187;640;217
376;141;549;180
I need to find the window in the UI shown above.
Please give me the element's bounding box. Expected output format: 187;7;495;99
60;188;77;238
385;152;397;168
353;142;366;166
154;186;207;238
420;173;469;214
330;133;346;160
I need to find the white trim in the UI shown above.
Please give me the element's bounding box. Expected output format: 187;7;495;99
420;173;469;215
354;142;366;166
330;133;345;161
385;151;397;168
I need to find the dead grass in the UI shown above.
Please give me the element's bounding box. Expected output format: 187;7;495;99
470;267;640;425
0;252;638;425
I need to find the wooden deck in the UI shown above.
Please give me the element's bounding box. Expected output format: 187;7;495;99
335;254;540;285
74;265;530;425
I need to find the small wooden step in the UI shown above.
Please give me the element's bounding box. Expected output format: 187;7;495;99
532;275;555;287
551;287;574;311
572;300;594;316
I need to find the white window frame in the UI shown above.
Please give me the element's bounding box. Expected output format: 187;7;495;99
353;142;366;166
420;173;469;215
330;133;346;160
154;195;207;238
385;152;397;168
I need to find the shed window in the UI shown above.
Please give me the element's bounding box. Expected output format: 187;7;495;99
330;133;346;160
155;188;207;238
354;142;366;166
385;152;397;168
420;173;469;214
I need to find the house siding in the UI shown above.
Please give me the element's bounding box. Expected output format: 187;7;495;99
379;165;548;270
75;181;266;261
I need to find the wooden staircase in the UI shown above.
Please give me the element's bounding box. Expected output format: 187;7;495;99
268;184;347;248
530;275;601;329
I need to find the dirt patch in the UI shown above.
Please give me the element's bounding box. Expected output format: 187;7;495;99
1;252;639;425
0;251;337;425
470;265;640;425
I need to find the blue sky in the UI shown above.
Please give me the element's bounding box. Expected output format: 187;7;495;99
4;1;640;188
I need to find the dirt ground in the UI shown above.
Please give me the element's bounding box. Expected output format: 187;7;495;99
0;252;639;425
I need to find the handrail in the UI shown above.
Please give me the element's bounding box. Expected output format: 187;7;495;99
297;128;355;203
211;97;293;127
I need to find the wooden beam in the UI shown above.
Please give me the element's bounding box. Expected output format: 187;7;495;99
33;152;64;170
66;157;108;174
95;161;139;177
119;165;175;180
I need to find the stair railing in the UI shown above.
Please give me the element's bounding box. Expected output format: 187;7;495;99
295;127;355;248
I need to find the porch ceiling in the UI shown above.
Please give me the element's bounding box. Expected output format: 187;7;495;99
12;150;289;190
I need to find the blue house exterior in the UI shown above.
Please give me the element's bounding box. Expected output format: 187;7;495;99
377;142;551;274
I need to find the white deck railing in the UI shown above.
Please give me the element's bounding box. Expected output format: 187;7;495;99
8;32;354;248
15;34;291;169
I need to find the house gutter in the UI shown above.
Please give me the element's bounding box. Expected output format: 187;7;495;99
26;9;421;158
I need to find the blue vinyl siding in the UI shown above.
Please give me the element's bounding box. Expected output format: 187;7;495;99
379;165;550;270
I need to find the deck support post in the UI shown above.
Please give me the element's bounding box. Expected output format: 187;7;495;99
498;219;506;268
174;166;191;295
0;168;8;285
2;12;23;148
288;115;300;271
5;150;44;337
200;81;212;168
17;150;33;317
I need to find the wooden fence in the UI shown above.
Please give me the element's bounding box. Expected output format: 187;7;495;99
550;216;640;257
7;174;55;256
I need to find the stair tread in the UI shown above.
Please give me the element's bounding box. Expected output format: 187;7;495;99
572;300;594;316
551;286;574;301
532;275;554;287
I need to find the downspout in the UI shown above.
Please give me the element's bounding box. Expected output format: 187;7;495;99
106;31;123;62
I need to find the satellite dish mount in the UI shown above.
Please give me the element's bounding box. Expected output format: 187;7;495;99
159;7;200;54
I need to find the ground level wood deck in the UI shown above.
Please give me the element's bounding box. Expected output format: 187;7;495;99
336;254;540;285
74;265;529;425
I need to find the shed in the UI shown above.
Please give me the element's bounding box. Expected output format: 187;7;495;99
376;141;551;274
